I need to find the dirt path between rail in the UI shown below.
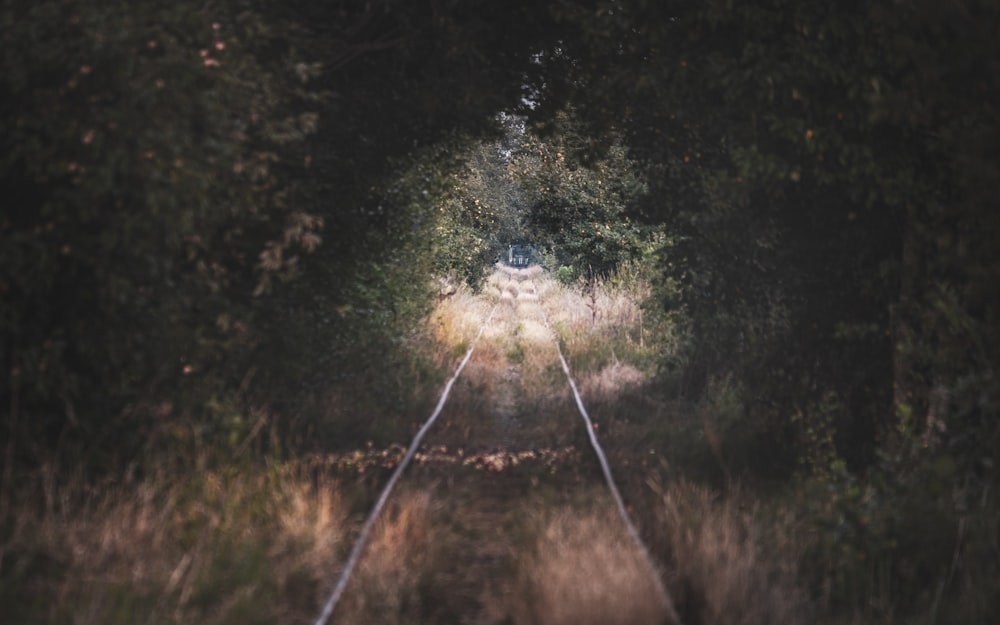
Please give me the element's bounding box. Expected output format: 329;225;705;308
408;267;596;623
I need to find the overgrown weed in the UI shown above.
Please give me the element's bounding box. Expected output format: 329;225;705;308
650;479;814;625
540;268;667;378
335;490;445;625
0;459;347;624
488;506;677;625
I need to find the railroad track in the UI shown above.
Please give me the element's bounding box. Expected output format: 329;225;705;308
314;266;679;625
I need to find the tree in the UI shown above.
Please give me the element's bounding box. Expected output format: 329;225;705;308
513;110;653;278
532;0;1000;476
0;0;324;468
432;133;525;286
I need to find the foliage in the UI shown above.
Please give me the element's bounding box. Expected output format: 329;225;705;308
0;460;348;625
512;110;655;278
536;0;1000;479
0;0;322;470
432;127;526;288
556;265;575;285
227;0;579;450
799;446;999;624
0;0;568;469
3;2;999;623
525;3;1000;620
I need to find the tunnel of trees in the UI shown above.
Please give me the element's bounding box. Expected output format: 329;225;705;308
1;1;998;621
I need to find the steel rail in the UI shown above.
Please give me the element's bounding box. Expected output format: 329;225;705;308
532;282;681;624
313;302;499;625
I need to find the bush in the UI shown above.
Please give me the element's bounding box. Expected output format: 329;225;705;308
557;265;576;285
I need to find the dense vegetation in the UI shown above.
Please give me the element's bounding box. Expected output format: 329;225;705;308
2;1;998;623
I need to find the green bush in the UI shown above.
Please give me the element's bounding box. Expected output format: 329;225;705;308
556;265;576;285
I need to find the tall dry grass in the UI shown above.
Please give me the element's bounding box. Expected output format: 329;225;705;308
489;506;678;625
335;491;446;625
651;480;814;625
478;264;815;625
534;266;667;383
485;264;658;403
1;467;460;625
578;361;647;406
431;276;498;355
1;461;347;625
434;265;565;415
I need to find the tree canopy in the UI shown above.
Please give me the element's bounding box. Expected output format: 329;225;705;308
2;0;997;527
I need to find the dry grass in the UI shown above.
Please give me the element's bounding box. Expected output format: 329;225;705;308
432;278;497;352
651;480;814;625
431;265;566;413
489;507;678;625
579;361;647;405
530;269;662;381
541;277;642;336
1;461;347;625
336;491;444;625
1;466;453;625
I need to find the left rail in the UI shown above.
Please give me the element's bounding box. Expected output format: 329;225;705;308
313;302;499;625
